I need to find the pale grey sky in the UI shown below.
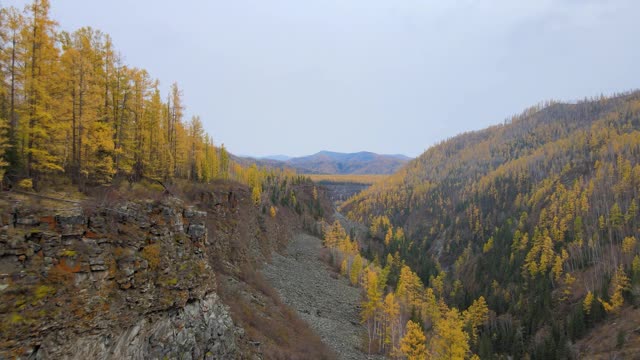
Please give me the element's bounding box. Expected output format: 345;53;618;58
4;0;640;157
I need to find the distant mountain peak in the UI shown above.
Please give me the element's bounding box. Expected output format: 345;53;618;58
260;154;292;161
287;151;411;175
232;151;412;175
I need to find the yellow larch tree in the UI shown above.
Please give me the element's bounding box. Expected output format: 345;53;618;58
21;0;64;182
430;308;470;360
463;296;489;344
187;115;205;181
430;271;446;300
384;227;393;246
583;291;594;315
362;267;383;354
0;6;25;169
324;220;346;249
396;265;424;309
350;253;363;286
599;265;631;313
340;258;348;276
251;184;262;206
400;320;427;360
383;292;401;354
622;236;637;254
219;143;229;179
422;287;441;327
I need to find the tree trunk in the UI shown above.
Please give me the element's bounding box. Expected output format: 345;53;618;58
9;33;18;168
27;18;38;178
78;67;84;180
71;80;77;180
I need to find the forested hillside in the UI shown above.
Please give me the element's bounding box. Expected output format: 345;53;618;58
0;0;252;190
342;91;640;358
286;151;410;175
238;151;410;175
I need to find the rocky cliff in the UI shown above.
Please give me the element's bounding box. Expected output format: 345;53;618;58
0;193;234;358
0;180;325;359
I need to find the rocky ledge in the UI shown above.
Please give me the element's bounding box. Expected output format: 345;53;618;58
34;292;237;360
0;194;240;359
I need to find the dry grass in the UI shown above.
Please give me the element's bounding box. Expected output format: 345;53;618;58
238;265;282;303
576;305;640;359
218;270;336;360
141;244;161;270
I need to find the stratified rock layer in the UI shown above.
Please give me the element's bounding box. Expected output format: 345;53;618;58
0;195;240;359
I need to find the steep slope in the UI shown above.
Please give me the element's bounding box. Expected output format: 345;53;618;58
0;177;335;359
0;193;238;359
262;233;383;360
342;91;640;358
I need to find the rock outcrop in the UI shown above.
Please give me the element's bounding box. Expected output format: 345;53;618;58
0;195;240;359
34;293;237;360
0;179;330;359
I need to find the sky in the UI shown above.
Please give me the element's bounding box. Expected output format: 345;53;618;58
3;0;640;157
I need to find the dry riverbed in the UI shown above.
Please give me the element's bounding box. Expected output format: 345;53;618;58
262;233;381;360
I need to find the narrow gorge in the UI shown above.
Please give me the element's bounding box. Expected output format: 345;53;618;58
0;180;336;359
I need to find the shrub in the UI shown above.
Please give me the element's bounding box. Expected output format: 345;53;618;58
239;266;281;303
218;273;336;359
141;244;161;269
9;313;24;324
17;179;33;191
47;264;75;284
60;249;77;257
160;277;178;287
617;330;626;349
34;285;56;300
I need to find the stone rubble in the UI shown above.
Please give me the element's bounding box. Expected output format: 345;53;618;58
262;233;384;360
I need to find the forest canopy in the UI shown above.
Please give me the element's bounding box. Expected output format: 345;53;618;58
0;0;246;189
342;91;640;357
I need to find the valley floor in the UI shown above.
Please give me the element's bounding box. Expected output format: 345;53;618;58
262;233;381;360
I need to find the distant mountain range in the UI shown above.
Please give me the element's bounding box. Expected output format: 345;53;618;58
235;151;411;175
261;155;293;161
286;151;411;174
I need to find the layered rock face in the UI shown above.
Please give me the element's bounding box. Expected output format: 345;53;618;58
34;293;236;360
0;195;241;359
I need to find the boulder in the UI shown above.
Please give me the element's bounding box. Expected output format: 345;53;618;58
17;215;40;226
188;224;207;242
184;207;207;225
56;214;86;226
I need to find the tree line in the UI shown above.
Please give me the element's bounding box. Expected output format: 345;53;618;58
323;220;489;359
0;0;235;189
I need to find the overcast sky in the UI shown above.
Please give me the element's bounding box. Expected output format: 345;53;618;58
4;0;640;157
